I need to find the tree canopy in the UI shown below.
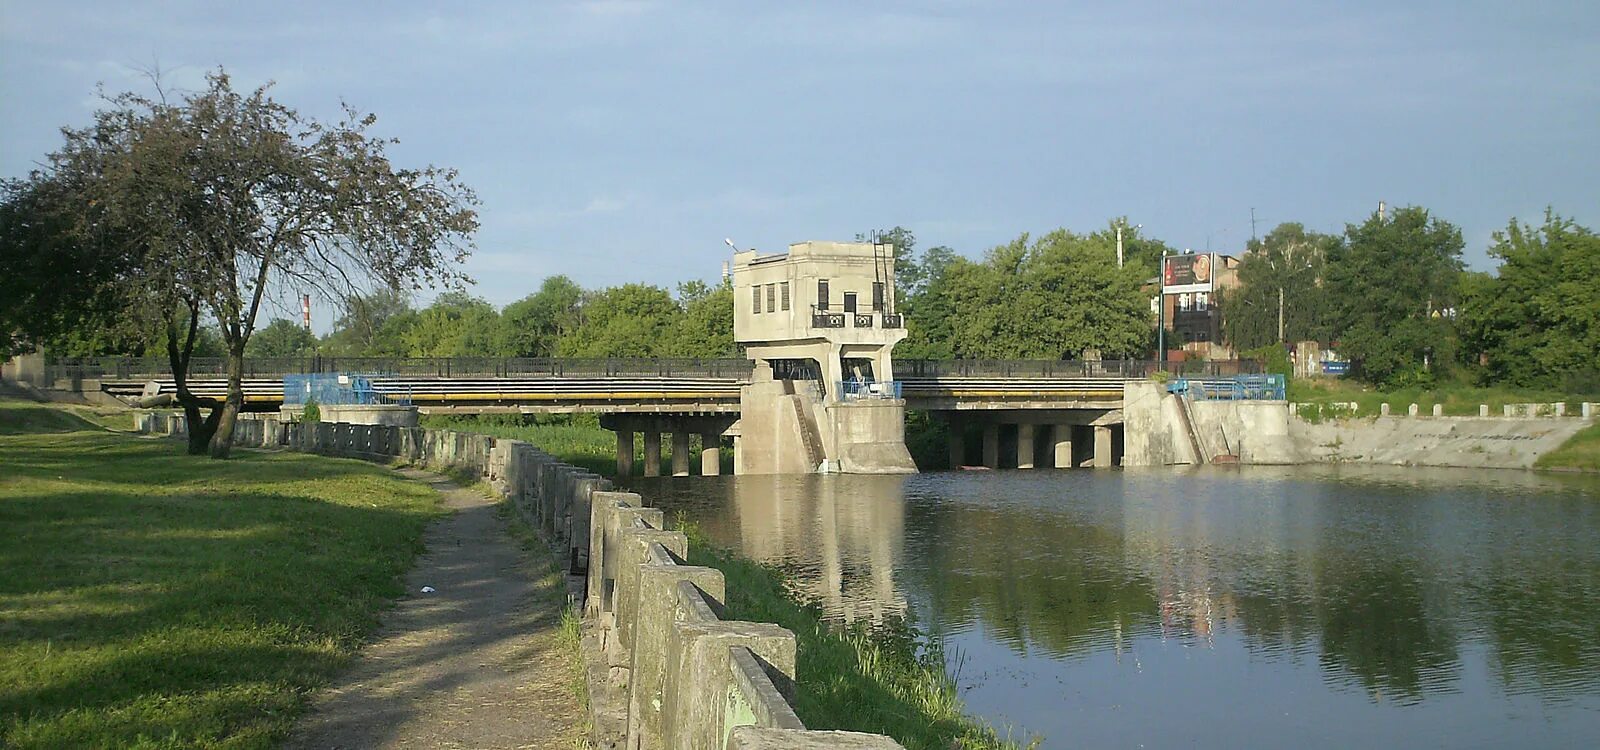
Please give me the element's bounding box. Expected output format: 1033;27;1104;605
1457;211;1600;391
1222;223;1339;350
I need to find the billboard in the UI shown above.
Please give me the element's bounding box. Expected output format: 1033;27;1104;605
1163;253;1215;294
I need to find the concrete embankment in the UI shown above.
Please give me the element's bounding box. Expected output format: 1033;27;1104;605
136;412;907;749
1123;382;1596;470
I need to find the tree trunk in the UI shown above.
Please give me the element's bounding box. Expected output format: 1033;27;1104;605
208;348;246;459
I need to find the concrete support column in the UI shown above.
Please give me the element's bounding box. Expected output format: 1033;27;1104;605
615;430;634;477
1093;425;1113;468
700;432;721;476
1016;423;1035;469
671;431;690;477
643;431;661;477
947;422;965;469
982;423;1000;469
733;435;743;474
1052;424;1073;469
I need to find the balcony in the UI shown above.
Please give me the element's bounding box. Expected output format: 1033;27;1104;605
881;313;904;328
812;313;846;328
853;314;875;328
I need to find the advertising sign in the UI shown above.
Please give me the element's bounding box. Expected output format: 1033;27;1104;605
1163;253;1216;294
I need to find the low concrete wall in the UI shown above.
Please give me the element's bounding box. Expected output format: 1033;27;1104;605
585;493;906;750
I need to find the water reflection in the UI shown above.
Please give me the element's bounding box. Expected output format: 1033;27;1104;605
630;465;1600;747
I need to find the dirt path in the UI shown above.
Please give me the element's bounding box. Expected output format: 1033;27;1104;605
284;468;582;750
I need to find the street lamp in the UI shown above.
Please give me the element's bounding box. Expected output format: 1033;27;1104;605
1276;261;1314;344
1116;222;1142;269
1157;247;1168;366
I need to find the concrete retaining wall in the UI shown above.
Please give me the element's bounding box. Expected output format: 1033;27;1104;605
135;411;905;748
585;493;905;750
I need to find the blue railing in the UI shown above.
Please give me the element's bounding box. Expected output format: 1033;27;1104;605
838;380;903;400
284;373;409;406
1167;374;1285;401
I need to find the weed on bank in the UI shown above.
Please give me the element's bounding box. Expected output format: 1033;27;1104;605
0;399;441;748
679;524;1036;750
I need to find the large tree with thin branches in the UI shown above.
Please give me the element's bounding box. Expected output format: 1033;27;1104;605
38;69;478;456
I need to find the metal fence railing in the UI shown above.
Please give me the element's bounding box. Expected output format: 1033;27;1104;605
896;359;1263;379
45;356;757;381
49;356;1260;383
1167;374;1286;401
838;380;903;400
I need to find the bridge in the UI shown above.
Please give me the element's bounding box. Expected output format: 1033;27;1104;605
50;355;1256;475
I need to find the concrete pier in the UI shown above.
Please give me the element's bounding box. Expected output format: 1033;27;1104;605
1093;425;1112;468
644;431;661;477
616;430;634;477
671;432;690;477
1052;424;1072;469
1016;423;1035;469
700;432;721;476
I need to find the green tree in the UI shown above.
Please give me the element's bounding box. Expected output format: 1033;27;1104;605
669;279;736;357
403;292;503;357
245;318;318;358
499;275;582;358
321;289;414;356
934;230;1151;359
1221;223;1338;350
31;69;478;457
1457;211;1600;390
1326;207;1464;386
559;284;681;357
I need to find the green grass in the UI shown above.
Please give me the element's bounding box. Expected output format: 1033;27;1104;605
1288;378;1598;419
680;525;1035;750
420;413;732;477
1537;423;1600;472
0;397;137;435
0;397;443;748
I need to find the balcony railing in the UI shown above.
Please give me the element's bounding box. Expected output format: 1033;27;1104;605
838;380;902;400
811;313;846;328
853;314;875;328
882;313;904;328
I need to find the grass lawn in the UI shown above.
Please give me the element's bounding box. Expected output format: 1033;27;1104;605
1287;377;1598;418
1537;423;1600;472
0;398;442;748
420;413;732;477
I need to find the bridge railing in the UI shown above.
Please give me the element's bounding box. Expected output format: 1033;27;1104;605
47;356;756;381
897;359;1262;378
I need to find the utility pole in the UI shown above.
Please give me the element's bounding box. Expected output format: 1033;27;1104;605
1157;248;1168;366
1116;224;1124;268
1250;208;1258;242
1378;200;1386;220
1278;286;1285;344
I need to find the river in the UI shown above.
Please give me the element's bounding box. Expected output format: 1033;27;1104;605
626;465;1600;748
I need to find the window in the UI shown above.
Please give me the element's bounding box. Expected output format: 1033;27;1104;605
843;292;857;313
752;285;761;314
780;282;790;311
817;279;830;311
1178;293;1191;312
872;281;884;312
1195;292;1208;311
766;284;775;313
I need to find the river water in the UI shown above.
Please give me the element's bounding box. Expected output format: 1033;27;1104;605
628;466;1600;749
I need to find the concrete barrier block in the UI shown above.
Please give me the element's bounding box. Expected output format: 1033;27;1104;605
587;491;641;617
617;528;689;654
727;728;906;750
1380;403;1391;417
1432;404;1443;417
1585;402;1595;418
662;618;796;750
1504;404;1514;417
1554;402;1566;417
726;645;804;736
628;560;726;750
1407;403;1419;417
1480;404;1489;417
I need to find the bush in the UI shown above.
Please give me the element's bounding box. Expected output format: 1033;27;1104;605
302;397;321;423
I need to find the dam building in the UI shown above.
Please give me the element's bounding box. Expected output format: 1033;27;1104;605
730;240;918;474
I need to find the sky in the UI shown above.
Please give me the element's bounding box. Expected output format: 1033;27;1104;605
3;0;1597;313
